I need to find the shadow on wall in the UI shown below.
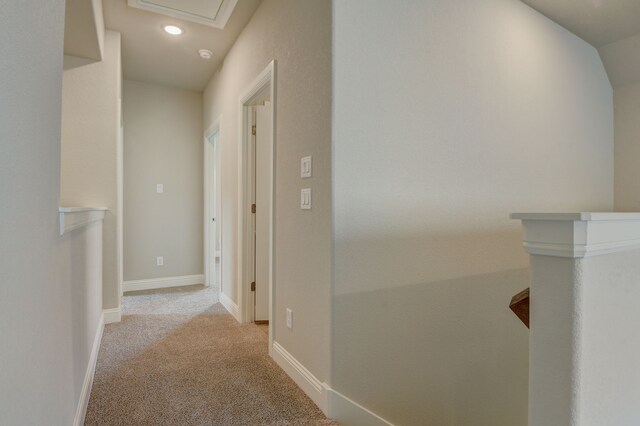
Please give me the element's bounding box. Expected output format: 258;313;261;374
333;232;530;426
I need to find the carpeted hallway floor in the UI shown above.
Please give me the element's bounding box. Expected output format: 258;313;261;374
85;285;338;426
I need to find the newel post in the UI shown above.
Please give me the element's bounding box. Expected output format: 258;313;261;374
512;213;640;426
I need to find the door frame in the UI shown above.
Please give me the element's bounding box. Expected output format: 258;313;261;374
204;116;222;294
237;60;276;350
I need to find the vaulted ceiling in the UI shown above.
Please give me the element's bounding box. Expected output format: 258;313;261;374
521;0;640;88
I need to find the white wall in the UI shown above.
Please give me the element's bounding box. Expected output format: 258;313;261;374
614;83;640;211
0;1;102;424
332;0;613;424
203;0;332;382
123;79;203;281
61;30;122;310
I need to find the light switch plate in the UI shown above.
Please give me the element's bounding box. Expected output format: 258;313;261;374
156;184;164;194
286;308;293;329
301;188;311;210
301;156;312;178
156;256;164;266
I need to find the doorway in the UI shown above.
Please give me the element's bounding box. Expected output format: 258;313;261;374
238;61;276;349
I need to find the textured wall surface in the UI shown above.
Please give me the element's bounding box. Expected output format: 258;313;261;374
61;30;122;309
123;79;203;281
0;1;102;424
332;0;613;424
203;0;332;382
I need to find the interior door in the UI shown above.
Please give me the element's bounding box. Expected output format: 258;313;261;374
254;102;272;322
208;132;220;288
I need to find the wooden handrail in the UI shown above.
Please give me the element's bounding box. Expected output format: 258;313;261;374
510;288;529;328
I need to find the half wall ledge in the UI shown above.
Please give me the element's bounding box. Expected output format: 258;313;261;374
512;211;640;426
59;207;107;236
510;212;640;258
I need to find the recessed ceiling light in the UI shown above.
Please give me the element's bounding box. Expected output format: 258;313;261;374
198;49;213;60
163;25;183;35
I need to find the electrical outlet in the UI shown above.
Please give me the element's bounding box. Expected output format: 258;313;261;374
156;256;164;266
156;184;164;194
286;308;293;330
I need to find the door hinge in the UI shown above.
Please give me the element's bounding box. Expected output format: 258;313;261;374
251;204;256;214
251;125;256;136
251;282;256;291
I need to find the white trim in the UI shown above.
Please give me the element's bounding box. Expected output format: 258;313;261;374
327;390;395;426
122;274;204;293
270;341;396;425
237;61;277;357
511;212;640;221
219;291;240;321
103;307;121;324
522;239;640;258
59;207;107;236
73;313;104;426
327;389;395;426
272;341;329;413
511;212;640;258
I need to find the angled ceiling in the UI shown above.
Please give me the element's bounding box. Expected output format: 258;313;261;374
521;0;640;88
520;0;640;47
65;0;105;62
103;0;261;91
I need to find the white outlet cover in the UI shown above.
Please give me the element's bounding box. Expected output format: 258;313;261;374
301;156;312;178
301;188;311;210
286;308;292;329
156;256;164;266
156;184;164;194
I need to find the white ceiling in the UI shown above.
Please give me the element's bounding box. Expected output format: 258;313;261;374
521;0;640;88
521;0;640;47
103;0;261;91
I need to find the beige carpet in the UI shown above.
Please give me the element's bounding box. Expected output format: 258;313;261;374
85;285;338;426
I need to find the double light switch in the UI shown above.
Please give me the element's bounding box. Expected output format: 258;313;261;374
301;156;312;178
301;188;311;210
301;156;312;210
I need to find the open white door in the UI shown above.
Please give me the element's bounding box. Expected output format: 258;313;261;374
254;102;271;322
206;131;221;289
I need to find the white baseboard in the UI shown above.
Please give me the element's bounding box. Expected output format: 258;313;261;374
272;341;330;415
219;291;240;321
123;274;204;293
103;307;121;324
327;389;395;426
271;341;395;426
73;313;104;426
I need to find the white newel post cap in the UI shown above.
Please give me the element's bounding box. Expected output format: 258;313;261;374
512;213;640;426
510;212;640;258
59;207;108;236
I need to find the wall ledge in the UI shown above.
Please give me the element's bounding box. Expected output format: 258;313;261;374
59;207;107;236
511;212;640;258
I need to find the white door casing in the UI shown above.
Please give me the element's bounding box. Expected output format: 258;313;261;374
237;60;276;354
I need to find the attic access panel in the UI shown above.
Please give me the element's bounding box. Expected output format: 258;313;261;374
128;0;238;29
